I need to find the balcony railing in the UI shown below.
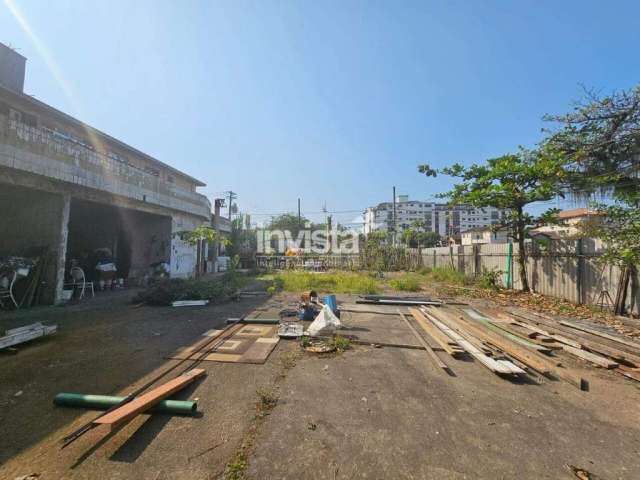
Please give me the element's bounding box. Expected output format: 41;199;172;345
0;115;210;219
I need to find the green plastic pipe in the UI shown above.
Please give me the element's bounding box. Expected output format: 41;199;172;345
53;393;197;415
505;242;513;289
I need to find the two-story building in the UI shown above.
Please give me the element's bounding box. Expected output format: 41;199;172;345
0;43;211;304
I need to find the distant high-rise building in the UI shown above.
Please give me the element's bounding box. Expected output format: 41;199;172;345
363;195;507;238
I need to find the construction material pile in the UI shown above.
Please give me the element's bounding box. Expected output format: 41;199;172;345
400;304;640;391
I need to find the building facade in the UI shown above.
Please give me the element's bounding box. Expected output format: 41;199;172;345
460;226;510;245
363;195;507;238
0;43;211;304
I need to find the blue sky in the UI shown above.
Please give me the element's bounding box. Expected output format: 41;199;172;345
2;0;639;226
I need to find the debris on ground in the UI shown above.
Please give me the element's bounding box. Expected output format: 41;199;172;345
0;323;57;351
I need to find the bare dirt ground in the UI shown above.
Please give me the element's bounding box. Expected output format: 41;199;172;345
1;286;639;479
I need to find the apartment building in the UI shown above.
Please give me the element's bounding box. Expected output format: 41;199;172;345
363;195;507;238
0;43;211;304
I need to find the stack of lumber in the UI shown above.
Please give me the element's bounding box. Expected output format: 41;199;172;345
408;306;590;390
504;309;640;383
0;322;57;350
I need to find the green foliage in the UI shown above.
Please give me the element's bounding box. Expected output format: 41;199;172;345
133;272;246;306
268;271;381;294
419;148;569;292
587;202;640;267
332;335;351;352
400;222;442;248
543;85;640;269
266;213;309;237
175;225;226;246
225;452;248;480
389;273;423;292
359;232;415;272
226;217;257;259
477;268;503;290
425;267;467;285
543;85;640;205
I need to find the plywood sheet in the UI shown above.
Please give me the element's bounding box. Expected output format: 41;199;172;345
166;325;279;364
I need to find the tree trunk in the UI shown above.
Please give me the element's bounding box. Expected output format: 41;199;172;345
515;206;530;292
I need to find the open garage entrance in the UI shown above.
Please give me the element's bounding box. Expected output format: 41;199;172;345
66;199;172;287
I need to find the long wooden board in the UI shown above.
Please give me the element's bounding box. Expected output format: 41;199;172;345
464;309;551;353
509;311;640;366
93;369;206;428
559;320;640;351
561;345;618;369
398;309;451;374
424;308;523;375
450;312;555;376
409;308;464;357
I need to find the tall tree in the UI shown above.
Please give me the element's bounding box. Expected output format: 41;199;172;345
543;85;640;202
543;85;640;311
419;149;568;292
266;213;309;237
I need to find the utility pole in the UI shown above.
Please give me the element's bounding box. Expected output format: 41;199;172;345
223;191;237;219
297;198;301;227
392;186;397;246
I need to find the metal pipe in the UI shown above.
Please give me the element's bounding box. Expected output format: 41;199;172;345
54;393;197;415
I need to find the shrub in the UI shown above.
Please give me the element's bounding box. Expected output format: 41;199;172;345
477;268;503;290
133;272;246;306
388;273;423;292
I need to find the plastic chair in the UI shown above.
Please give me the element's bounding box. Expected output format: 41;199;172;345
65;267;95;299
0;271;18;309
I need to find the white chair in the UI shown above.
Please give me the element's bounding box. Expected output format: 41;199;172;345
65;267;95;299
0;271;18;309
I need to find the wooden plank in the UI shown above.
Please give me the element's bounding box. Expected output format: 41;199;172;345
509;311;640;367
5;322;44;336
513;322;583;348
439;309;553;375
409;308;464;357
561;345;619;369
240;337;279;364
559;320;640;352
423;308;523;375
94;369;205;428
397;309;451;373
0;325;57;350
465;309;551;353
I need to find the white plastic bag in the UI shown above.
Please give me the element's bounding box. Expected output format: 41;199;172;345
307;304;342;337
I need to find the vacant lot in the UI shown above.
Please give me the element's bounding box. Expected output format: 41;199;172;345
1;287;639;479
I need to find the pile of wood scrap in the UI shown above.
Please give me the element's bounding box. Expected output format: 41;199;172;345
406;303;640;389
406;306;589;390
0;322;57;351
503;308;640;383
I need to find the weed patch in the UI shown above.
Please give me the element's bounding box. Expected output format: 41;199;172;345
255;387;278;416
388;273;423;292
265;271;381;294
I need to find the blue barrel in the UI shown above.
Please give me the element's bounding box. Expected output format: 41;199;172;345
323;295;339;316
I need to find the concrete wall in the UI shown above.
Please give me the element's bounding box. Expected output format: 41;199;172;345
0;44;26;93
170;212;203;278
421;241;639;315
